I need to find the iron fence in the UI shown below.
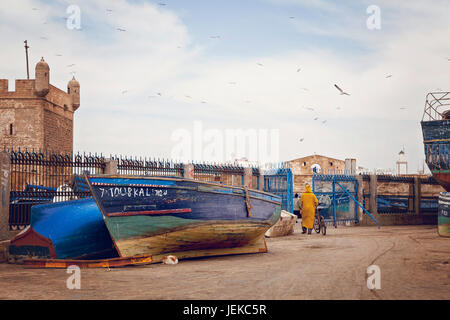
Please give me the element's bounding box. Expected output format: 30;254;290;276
360;173;439;215
264;163;293;213
112;155;184;177
8;149;104;229
5;149;262;229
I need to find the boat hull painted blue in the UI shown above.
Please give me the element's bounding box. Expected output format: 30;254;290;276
9;198;117;260
87;176;282;257
421;120;450;191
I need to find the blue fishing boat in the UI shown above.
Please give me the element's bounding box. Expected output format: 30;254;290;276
421;92;450;191
8;198;118;262
9;175;282;264
85;175;282;262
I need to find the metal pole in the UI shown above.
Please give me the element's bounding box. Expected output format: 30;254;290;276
332;175;336;227
24;40;30;79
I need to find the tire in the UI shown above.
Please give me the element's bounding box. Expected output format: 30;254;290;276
314;218;321;233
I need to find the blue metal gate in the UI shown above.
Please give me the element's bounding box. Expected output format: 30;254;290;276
312;172;379;227
264;165;293;213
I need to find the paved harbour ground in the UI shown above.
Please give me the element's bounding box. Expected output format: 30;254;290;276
0;224;448;300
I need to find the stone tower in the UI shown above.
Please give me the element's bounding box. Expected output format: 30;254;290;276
0;57;80;154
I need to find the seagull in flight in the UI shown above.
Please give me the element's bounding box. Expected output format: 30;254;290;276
322;120;327;124
386;74;392;78
121;90;128;94
297;68;301;72
299;138;304;142
399;107;407;110
116;28;126;32
334;84;350;96
289;16;295;19
158;2;166;6
67;64;75;67
257;63;264;67
106;9;113;13
313;117;318;121
300;87;309;91
210;35;220;39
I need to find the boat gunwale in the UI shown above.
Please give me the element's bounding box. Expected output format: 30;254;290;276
85;174;282;200
88;182;282;205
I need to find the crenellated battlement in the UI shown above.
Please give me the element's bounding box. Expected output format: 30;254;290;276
0;57;80;154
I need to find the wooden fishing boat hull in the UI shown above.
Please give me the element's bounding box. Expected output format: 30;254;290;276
9;198;118;262
438;192;450;237
421;119;450;191
86;175;282;259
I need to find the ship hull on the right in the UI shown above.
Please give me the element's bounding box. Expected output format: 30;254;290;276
421;119;450;191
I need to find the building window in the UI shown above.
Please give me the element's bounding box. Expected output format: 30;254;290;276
311;163;321;173
330;162;333;166
9;123;13;135
302;162;306;166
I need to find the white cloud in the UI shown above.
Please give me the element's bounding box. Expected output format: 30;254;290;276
1;0;449;173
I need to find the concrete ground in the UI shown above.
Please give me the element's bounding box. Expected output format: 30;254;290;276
0;224;448;300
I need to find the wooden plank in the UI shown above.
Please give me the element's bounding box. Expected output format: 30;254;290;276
23;255;152;268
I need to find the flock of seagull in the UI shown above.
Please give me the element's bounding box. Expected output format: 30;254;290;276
100;5;413;144
31;3;448;146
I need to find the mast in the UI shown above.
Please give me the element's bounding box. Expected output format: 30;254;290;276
24;40;30;79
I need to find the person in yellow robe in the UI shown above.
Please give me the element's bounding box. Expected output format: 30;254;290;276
300;184;318;234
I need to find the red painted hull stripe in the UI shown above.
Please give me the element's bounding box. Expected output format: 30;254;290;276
106;208;192;217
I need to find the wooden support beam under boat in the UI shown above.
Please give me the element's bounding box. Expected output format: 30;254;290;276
23;255;152;268
22;235;268;268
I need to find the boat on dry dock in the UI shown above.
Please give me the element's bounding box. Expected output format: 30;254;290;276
421;91;450;191
9;175;282;264
421;91;450;237
86;175;282;262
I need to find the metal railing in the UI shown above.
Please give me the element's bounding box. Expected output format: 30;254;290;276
112;155;184;177
422;91;450;121
8;149;104;229
6;149;262;229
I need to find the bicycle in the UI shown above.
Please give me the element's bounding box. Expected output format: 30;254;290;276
313;210;327;235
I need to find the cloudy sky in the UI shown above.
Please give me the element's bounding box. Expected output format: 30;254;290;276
1;0;450;172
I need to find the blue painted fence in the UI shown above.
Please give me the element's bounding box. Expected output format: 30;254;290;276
264;164;293;213
312;173;360;226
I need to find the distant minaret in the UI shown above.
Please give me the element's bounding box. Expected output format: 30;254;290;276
396;149;408;175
